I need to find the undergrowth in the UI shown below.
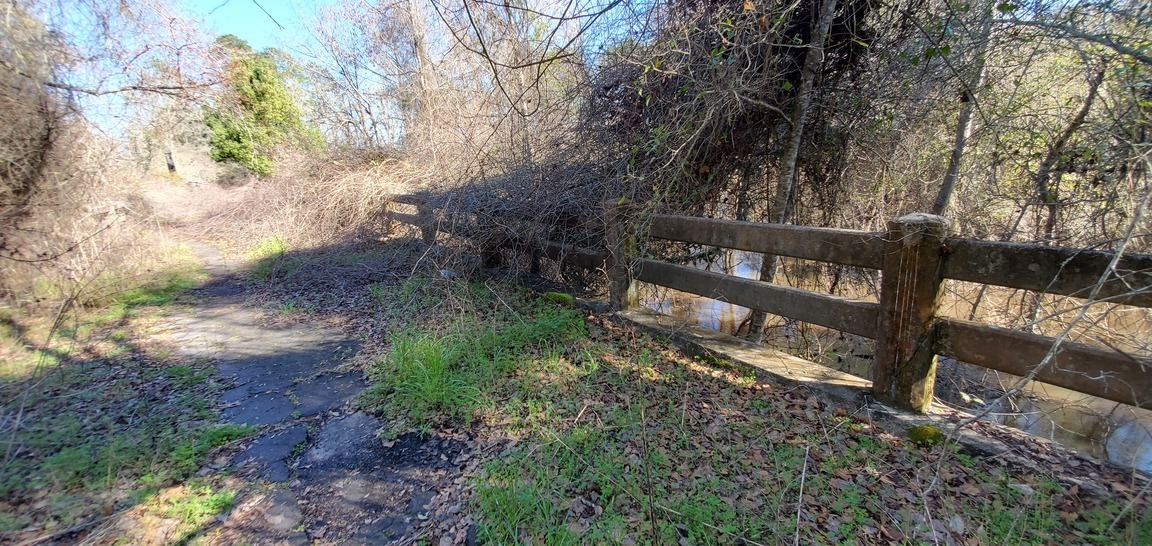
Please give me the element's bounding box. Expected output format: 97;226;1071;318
245;235;294;281
365;275;1151;545
1;243;207;380
362;280;587;431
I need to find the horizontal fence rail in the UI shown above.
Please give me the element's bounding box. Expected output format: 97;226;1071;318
649;215;886;269
936;319;1152;409
942;239;1152;308
606;202;1152;412
635;259;879;339
386;195;608;271
387;196;1152;412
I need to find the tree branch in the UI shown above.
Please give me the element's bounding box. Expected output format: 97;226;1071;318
1000;17;1152;66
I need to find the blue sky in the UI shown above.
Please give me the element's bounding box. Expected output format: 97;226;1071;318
183;0;334;51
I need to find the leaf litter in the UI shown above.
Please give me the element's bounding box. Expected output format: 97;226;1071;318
351;282;1151;545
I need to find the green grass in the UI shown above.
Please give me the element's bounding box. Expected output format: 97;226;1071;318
372;331;480;423
0;387;256;498
245;236;301;281
0;243;249;538
163;482;236;525
0;346;254;536
81;245;206;324
1;248;205;380
111;480;241;545
362;290;587;429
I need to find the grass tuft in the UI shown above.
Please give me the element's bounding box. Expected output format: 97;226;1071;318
246;236;296;281
363;290;586;430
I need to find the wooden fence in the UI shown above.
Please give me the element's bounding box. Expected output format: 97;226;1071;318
605;202;1152;412
387;194;1152;412
385;194;608;272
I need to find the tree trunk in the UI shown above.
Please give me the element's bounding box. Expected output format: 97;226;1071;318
744;0;839;341
932;2;994;215
1024;68;1105;332
1035;68;1105;245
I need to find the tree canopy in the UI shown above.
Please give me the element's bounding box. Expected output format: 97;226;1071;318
205;35;322;177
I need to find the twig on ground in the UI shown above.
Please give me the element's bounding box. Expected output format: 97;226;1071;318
794;443;811;546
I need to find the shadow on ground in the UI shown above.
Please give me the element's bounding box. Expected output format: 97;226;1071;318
99;235;476;545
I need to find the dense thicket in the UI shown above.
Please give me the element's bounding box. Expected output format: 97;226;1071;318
0;0;214;307
282;0;1149;252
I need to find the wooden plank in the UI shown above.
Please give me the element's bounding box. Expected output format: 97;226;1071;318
384;211;423;226
391;194;428;206
943;238;1152;308
533;239;608;271
635;259;879;338
395;194;593;229
505;235;607;271
649;215;885;269
388;211;606;271
936;318;1152;409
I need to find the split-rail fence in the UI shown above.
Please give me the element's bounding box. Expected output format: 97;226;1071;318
387;195;1152;412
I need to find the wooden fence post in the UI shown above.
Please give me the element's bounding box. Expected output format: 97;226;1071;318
604;200;639;311
383;199;396;237
417;201;436;245
873;213;950;412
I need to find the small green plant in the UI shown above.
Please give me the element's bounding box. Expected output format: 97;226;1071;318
368;282;389;302
542;291;575;307
198;423;258;451
44;446;95;488
112;273;199;308
365;331;480;425
165;483;237;525
0;512;29;533
246;236;289;281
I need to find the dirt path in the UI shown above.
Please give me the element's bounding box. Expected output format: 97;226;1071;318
129;240;469;545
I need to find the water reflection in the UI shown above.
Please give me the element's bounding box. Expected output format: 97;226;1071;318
642;250;759;334
988;382;1152;472
642;247;1152;473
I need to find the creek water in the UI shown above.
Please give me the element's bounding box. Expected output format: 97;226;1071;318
641;249;1152;473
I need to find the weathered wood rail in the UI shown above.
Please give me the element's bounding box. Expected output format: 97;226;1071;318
386;194;1151;412
606;203;1152;412
386;194;609;272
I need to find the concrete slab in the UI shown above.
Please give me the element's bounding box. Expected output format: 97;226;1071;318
293;372;366;418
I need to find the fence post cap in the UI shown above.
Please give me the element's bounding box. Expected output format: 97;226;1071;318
888;213;950;242
890;213;950;227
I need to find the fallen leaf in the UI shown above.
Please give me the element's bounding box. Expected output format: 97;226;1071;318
958;483;981;495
